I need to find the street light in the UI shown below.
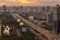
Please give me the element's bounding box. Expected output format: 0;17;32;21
17;18;24;26
21;27;27;32
19;22;24;26
17;19;21;22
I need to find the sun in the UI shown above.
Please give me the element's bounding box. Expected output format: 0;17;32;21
0;3;5;6
18;0;33;3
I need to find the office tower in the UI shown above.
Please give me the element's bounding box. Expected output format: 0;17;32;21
53;4;60;33
47;6;51;12
3;5;7;14
48;12;54;26
56;4;60;33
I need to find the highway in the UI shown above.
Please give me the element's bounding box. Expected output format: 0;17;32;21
12;14;58;40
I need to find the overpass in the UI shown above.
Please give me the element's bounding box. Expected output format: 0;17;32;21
12;14;58;40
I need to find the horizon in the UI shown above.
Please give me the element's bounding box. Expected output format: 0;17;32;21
0;0;60;6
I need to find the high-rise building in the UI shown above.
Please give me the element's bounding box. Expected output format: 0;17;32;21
53;4;60;33
3;5;7;14
56;4;60;33
48;12;54;26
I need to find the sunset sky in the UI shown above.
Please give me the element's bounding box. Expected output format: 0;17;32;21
0;0;60;6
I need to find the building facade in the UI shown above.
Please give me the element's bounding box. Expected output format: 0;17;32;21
53;4;60;33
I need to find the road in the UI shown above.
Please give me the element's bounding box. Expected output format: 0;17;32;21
12;14;59;40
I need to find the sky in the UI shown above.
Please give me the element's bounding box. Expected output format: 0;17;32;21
0;0;60;6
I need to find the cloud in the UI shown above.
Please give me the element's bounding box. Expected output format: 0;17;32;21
0;0;60;6
0;0;19;3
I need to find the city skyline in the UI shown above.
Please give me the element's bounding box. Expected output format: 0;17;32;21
0;0;60;6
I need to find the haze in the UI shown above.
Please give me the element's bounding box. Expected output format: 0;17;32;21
0;0;60;6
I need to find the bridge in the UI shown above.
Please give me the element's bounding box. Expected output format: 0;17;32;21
12;14;59;40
